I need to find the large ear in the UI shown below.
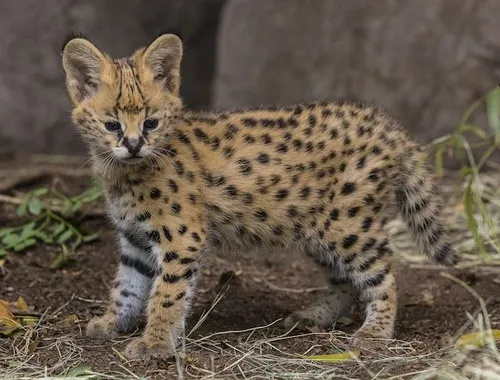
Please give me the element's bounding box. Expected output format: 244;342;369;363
62;38;107;104
142;34;183;95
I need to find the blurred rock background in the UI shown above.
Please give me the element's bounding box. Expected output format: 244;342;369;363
1;0;499;157
0;0;225;156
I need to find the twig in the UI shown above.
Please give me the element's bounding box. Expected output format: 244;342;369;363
49;294;76;320
74;295;106;304
260;279;328;294
0;166;93;193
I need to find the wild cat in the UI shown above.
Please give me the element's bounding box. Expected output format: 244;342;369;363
61;34;457;359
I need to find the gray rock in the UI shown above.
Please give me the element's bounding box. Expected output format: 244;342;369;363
214;0;500;145
0;0;225;156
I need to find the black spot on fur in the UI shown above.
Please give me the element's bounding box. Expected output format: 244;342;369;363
162;300;174;308
254;210;268;221
362;217;373;232
341;182;356;195
136;211;151;222
169;180;178;193
342;234;358;249
150;188;161;199
275;189;289;200
164;251;179;262
237;159;252;175
163;226;173;242
171;203;181;214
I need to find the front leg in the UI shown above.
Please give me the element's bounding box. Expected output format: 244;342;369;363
86;235;157;339
124;223;204;359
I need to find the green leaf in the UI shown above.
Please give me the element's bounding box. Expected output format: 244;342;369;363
28;198;43;216
301;350;360;364
20;223;36;239
434;145;445;177
487;87;500;144
51;245;71;269
2;233;20;247
13;238;36;252
452;135;465;163
35;232;53;244
57;365;93;378
459;167;473;179
0;228;13;238
70;201;82;214
456;330;500;349
52;223;66;237
57;229;73;244
464;181;487;255
458;124;488;139
82;232;99;243
32;188;49;197
16;202;27;217
62;199;72;214
81;190;103;203
0;249;7;257
71;236;82;250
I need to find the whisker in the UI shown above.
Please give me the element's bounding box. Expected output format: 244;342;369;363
79;149;114;170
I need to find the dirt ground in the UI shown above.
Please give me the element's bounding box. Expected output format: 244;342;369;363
1;164;500;379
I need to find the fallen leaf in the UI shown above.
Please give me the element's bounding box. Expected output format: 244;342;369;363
59;314;78;326
405;290;434;307
28;340;39;353
0;297;38;336
301;350;360;364
337;317;354;326
456;330;500;349
1;326;22;337
16;296;29;312
58;365;93;378
0;301;21;336
0;302;17;328
19;316;38;327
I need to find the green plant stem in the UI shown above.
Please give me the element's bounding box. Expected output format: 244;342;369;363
45;210;84;240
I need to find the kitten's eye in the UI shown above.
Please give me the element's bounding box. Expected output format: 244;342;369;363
143;118;159;130
104;121;121;132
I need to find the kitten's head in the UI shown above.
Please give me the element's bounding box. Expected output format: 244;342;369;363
62;34;183;164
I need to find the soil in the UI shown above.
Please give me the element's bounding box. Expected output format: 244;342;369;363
1;163;500;379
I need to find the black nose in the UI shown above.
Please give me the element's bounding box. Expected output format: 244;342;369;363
123;137;144;155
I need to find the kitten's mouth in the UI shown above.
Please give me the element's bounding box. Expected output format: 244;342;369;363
121;156;144;164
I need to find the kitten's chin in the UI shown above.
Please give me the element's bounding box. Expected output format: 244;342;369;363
119;156;145;165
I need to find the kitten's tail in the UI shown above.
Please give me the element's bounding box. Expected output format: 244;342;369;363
395;151;459;266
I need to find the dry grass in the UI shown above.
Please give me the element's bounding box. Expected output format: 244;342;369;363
3;161;500;378
3;173;500;379
2;296;499;380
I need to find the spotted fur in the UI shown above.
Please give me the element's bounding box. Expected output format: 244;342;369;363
62;34;458;359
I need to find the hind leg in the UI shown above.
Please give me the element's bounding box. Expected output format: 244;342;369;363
285;280;357;330
285;250;357;331
345;238;397;346
351;266;396;345
309;230;397;347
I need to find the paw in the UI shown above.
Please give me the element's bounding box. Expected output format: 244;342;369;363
351;327;392;352
124;337;174;360
86;314;119;339
284;311;330;331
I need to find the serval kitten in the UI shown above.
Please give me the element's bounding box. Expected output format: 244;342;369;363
61;34;458;359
